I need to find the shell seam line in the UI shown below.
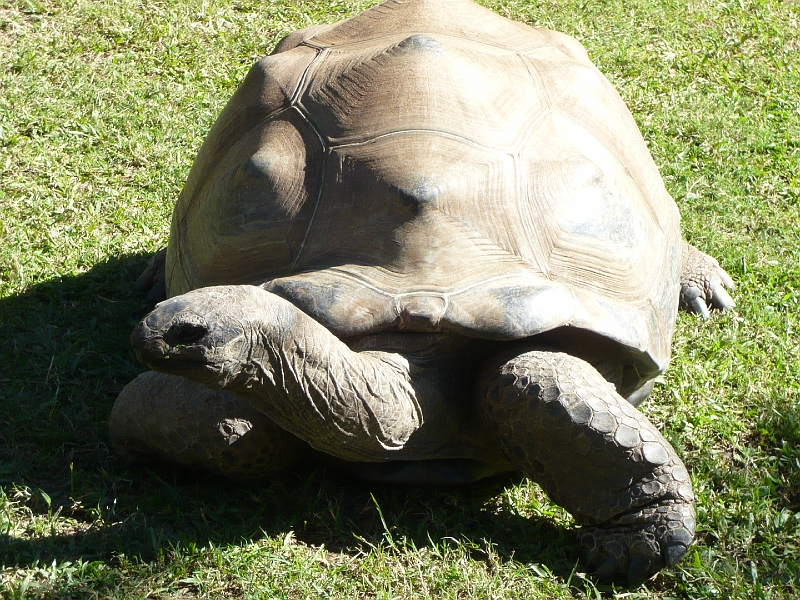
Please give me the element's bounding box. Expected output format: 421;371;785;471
286;48;330;274
330;128;514;155
177;44;325;240
325;267;548;298
291;47;326;105
177;43;323;267
288;142;328;275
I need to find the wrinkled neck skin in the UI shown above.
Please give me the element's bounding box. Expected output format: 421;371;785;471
205;321;279;393
222;317;387;400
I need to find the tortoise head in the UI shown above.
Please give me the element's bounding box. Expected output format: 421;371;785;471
132;285;285;388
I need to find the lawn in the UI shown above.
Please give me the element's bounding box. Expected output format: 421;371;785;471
1;0;798;597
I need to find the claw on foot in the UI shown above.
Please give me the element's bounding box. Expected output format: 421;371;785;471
680;242;735;318
578;498;695;584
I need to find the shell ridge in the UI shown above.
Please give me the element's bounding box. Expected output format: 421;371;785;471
548;237;653;302
515;110;554;153
179;44;323;243
500;54;553;281
425;208;540;272
302;25;545;146
518;52;554;114
317;267;558;300
297;41;406;135
170;46;323;292
289;106;328;152
447;273;550;298
514;99;561;281
334;207;544;290
299;40;328;51
325;268;397;297
523;50;667;231
286;45;334;276
513;154;552;278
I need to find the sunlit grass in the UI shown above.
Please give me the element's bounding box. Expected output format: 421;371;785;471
1;0;798;597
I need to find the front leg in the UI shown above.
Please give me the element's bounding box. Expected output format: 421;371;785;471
110;371;309;481
477;348;695;583
680;241;735;317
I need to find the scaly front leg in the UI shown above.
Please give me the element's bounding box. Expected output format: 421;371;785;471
477;348;695;583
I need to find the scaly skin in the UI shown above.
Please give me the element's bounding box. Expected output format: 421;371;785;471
111;371;308;481
477;349;695;583
680;242;736;318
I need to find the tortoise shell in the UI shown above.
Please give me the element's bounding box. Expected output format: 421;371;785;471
165;0;682;384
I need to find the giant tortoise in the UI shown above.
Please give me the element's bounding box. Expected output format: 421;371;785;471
111;0;736;583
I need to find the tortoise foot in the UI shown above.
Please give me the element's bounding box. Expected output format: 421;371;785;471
579;497;695;583
680;242;735;317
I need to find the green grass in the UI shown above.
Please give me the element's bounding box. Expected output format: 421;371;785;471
1;0;798;597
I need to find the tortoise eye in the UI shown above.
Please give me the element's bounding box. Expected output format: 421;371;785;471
167;319;208;345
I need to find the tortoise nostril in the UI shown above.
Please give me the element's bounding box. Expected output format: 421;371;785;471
167;319;208;345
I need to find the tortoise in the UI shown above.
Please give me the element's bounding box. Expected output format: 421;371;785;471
110;0;736;583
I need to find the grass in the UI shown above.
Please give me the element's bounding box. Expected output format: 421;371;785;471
1;0;798;597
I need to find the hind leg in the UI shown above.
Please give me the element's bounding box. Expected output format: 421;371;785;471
477;348;695;583
110;371;309;481
680;242;735;317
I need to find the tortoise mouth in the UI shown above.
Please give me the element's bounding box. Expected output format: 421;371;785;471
134;343;224;385
138;349;208;369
